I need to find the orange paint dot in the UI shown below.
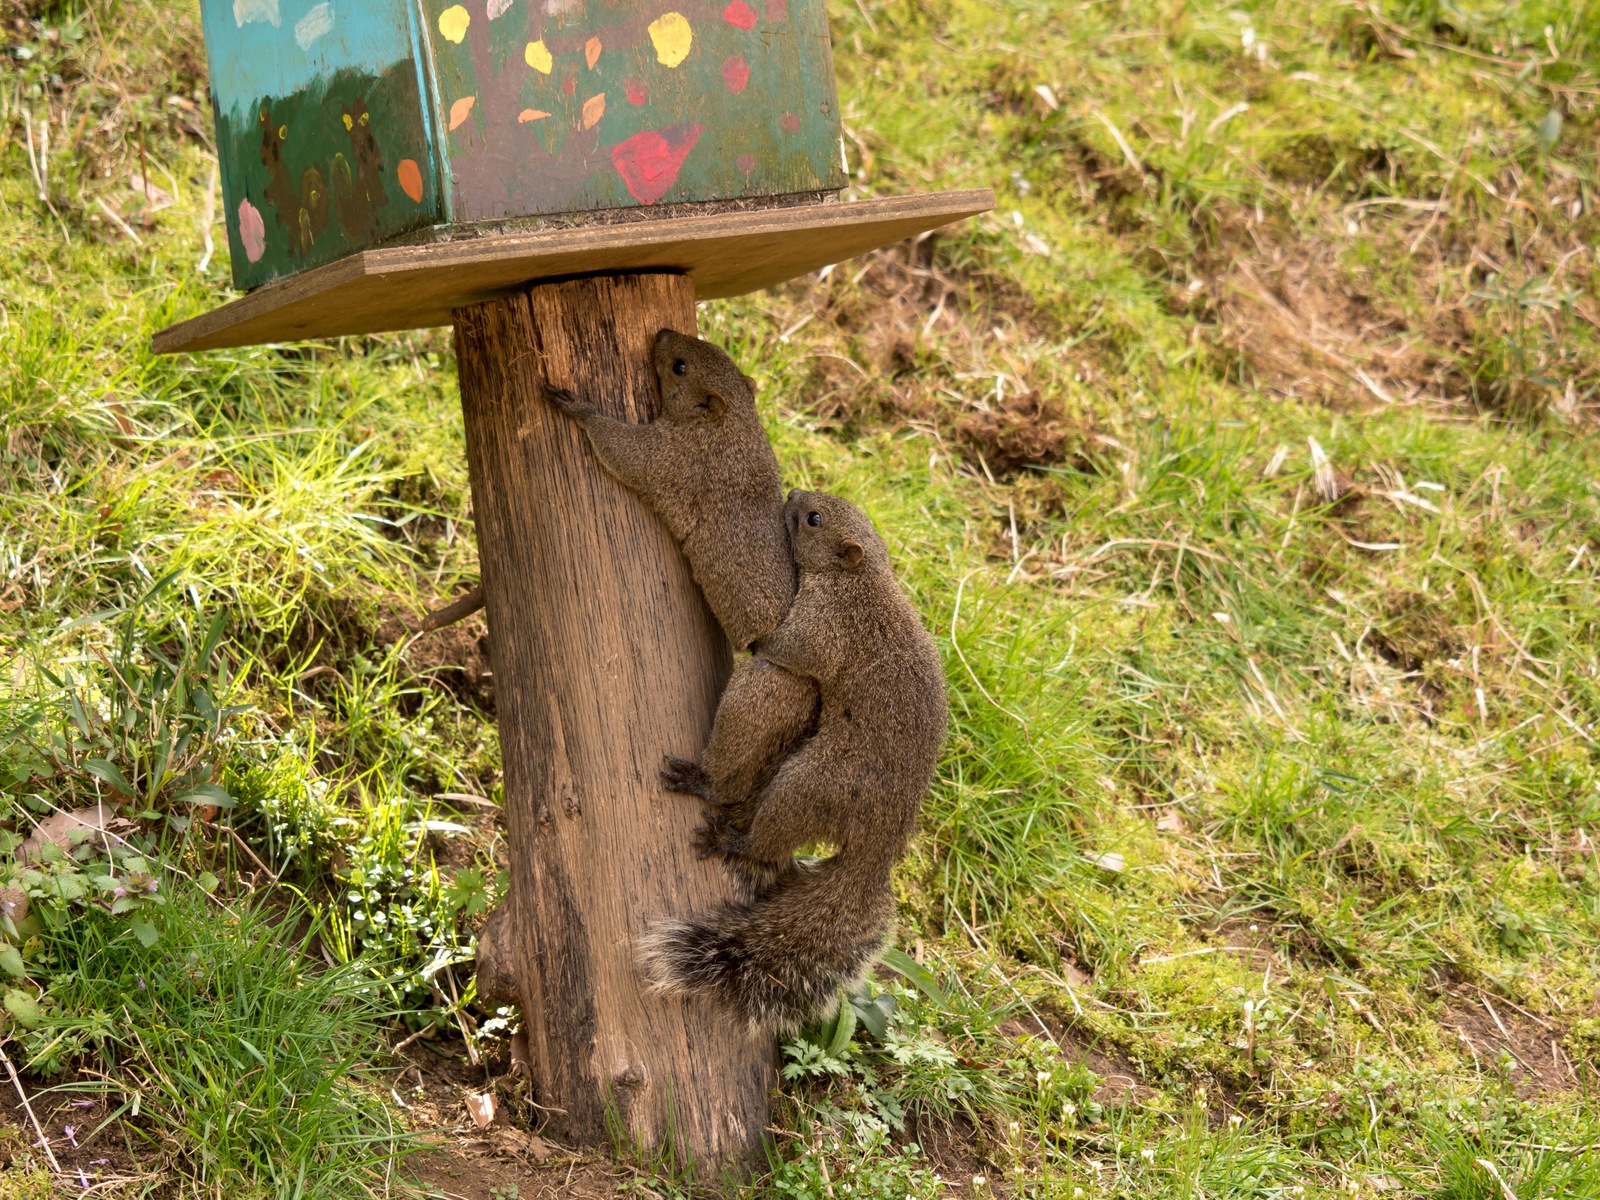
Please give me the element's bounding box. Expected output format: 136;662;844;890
449;95;476;131
397;159;424;203
519;108;552;122
585;36;602;68
582;92;606;129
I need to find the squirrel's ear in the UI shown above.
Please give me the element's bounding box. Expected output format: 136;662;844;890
838;539;864;570
702;391;727;418
742;373;757;395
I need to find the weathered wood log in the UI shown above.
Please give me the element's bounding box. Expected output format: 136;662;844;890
454;273;773;1171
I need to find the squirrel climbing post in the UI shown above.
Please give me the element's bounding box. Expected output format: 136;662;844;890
156;0;991;1172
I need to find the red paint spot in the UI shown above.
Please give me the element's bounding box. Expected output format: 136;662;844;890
611;123;704;204
764;0;786;20
736;153;756;176
563;74;576;95
723;0;756;28
397;158;425;202
722;55;749;93
779;111;800;133
625;76;649;105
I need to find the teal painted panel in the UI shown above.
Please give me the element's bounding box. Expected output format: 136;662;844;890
201;0;443;290
424;0;846;221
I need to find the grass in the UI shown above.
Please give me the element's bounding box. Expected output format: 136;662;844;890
37;896;411;1197
3;0;1600;1195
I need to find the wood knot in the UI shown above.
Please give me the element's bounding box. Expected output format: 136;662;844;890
563;785;582;819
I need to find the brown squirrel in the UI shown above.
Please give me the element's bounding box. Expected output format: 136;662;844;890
546;329;792;652
644;490;949;1030
546;330;817;822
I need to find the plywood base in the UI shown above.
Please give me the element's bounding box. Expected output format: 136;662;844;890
152;189;993;352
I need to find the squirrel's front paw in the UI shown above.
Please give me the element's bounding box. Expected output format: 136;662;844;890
692;810;748;860
544;385;594;418
661;755;716;802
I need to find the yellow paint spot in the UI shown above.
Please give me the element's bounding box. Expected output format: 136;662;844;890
585;36;602;68
449;95;476;131
342;113;353;130
581;92;606;129
647;11;692;67
437;5;470;44
524;38;552;73
278;124;288;141
518;108;551;122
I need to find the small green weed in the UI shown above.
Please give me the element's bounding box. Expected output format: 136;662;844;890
766;1129;943;1200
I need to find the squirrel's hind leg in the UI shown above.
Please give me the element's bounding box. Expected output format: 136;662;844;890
728;744;840;868
691;809;792;894
701;656;818;827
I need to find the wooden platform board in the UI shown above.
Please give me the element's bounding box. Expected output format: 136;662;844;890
153;189;993;352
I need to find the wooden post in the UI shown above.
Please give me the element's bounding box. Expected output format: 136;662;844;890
453;272;773;1170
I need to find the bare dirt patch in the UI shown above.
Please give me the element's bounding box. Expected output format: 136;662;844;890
0;1081;147;1190
408;1141;618;1200
1208;917;1288;973
395;1037;620;1200
1202;191;1600;423
913;1111;992;1195
399;610;495;711
1439;995;1576;1097
769;241;1102;479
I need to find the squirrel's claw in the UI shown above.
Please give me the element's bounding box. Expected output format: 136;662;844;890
544;384;593;418
692;810;747;860
661;755;715;801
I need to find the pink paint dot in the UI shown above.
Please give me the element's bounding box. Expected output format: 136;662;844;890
779;111;800;133
764;0;787;20
736;153;756;176
625;76;649;105
722;55;749;93
724;0;756;28
237;197;266;263
563;74;576;95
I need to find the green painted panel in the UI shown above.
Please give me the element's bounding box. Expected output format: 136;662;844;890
425;0;846;221
201;0;443;291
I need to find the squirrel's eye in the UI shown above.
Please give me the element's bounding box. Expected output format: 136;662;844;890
806;512;822;527
672;358;688;376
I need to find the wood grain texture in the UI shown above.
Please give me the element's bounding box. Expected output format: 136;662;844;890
455;273;772;1168
152;189;993;352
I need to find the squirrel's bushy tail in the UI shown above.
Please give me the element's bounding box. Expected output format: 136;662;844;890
639;855;894;1032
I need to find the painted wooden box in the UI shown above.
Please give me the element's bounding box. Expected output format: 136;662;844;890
200;0;846;291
